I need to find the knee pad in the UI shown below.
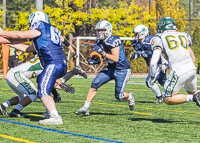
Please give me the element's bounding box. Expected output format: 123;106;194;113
91;77;101;89
28;94;38;102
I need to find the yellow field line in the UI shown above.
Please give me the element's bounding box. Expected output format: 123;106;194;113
73;85;188;93
66;99;152;115
28;114;43;117
66;99;200;115
0;133;38;143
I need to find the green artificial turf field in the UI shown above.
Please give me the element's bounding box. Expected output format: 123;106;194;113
0;76;200;143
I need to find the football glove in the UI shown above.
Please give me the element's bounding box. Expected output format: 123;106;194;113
93;46;104;55
88;51;102;65
72;52;78;60
161;63;167;73
60;83;75;94
129;53;135;59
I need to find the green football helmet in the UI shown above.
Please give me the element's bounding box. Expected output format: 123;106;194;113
156;17;176;33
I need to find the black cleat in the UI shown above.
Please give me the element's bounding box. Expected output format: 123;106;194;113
0;104;7;115
193;92;200;107
154;96;163;104
9;109;27;118
75;65;87;79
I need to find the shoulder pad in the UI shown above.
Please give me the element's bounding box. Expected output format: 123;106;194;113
143;35;154;43
105;35;121;47
107;35;120;42
155;34;161;39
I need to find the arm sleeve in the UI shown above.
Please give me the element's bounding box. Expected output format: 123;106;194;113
150;49;162;77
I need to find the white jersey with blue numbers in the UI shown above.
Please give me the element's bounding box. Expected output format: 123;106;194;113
132;35;162;67
31;21;68;67
151;31;196;76
94;35;130;70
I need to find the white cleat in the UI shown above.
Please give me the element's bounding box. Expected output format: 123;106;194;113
128;92;135;110
75;107;89;115
38;115;63;125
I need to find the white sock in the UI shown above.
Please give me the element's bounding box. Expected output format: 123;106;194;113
187;94;193;102
15;104;24;111
84;101;91;109
50;110;59;117
2;101;11;108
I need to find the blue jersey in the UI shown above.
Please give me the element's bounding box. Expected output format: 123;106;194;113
94;35;130;70
31;21;67;67
131;35;161;67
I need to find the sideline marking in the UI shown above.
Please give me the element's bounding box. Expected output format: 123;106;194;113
0;119;126;143
0;133;37;143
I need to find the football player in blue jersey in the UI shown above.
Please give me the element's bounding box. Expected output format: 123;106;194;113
0;11;75;125
75;20;135;115
130;24;168;104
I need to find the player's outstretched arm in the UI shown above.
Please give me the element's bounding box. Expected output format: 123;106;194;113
0;28;41;39
0;37;27;44
9;44;35;53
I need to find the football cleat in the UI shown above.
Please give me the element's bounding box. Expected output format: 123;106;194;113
193;92;200;107
75;65;87;79
75;107;89;115
9;109;27;118
38;115;63;125
128;92;135;110
0;104;7;115
154;96;163;104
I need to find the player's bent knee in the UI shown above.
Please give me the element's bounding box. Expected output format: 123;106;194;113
163;97;174;105
91;77;101;89
115;93;124;100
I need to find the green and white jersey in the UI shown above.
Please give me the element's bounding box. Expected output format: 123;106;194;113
10;57;43;79
151;31;196;76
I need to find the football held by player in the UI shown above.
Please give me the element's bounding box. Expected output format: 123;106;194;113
75;20;135;115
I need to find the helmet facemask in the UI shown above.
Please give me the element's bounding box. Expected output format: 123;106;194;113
156;17;176;33
132;24;149;40
95;20;113;40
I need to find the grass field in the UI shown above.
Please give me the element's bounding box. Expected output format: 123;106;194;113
0;76;200;143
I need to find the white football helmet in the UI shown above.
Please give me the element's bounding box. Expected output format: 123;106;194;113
95;20;113;40
132;24;149;40
28;11;49;26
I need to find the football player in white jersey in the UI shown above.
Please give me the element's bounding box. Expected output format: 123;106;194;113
150;17;200;106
